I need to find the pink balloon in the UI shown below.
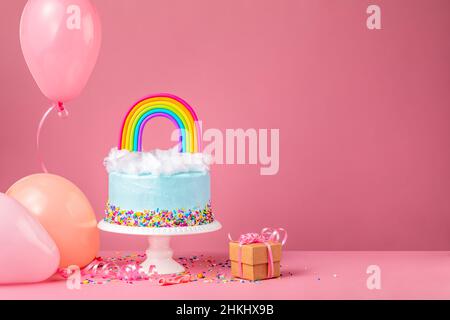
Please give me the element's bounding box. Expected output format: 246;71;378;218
20;0;102;103
0;193;60;284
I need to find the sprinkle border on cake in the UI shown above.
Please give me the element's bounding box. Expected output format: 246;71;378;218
105;202;214;228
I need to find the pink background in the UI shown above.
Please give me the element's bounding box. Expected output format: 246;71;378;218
1;0;450;251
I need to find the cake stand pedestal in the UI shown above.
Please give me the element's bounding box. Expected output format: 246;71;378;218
140;236;183;274
98;220;222;275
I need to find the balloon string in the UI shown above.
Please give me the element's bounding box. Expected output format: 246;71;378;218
36;106;55;173
36;103;69;173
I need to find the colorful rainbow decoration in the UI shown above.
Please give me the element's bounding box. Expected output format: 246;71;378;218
119;94;202;153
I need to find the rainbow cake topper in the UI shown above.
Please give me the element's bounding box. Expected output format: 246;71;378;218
119;94;202;153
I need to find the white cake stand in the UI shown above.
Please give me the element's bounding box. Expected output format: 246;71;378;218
98;220;222;275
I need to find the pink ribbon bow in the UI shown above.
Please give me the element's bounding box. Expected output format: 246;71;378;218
229;228;287;279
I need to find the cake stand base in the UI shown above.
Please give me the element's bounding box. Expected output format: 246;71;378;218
140;236;184;275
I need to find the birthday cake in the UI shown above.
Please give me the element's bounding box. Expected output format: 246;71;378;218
102;94;215;229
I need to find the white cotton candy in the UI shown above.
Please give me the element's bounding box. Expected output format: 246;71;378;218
104;146;211;176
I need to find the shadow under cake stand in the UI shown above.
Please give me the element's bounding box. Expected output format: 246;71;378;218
98;220;222;275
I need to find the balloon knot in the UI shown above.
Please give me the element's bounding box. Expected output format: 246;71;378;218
55;102;69;118
56;102;65;112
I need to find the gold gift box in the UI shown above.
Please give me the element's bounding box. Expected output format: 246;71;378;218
229;241;282;281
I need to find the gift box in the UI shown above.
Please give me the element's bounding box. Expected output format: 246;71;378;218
229;241;282;281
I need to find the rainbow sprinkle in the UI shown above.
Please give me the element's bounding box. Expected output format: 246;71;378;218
104;202;214;228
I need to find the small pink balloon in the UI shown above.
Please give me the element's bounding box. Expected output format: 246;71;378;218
0;193;60;284
20;0;102;103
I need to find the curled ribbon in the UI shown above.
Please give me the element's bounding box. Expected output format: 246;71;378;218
229;228;287;279
59;258;155;282
59;256;192;286
158;274;191;286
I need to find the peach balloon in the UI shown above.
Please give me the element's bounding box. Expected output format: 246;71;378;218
7;174;99;268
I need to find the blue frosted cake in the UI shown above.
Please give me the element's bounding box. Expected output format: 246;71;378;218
105;171;213;227
102;94;215;228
